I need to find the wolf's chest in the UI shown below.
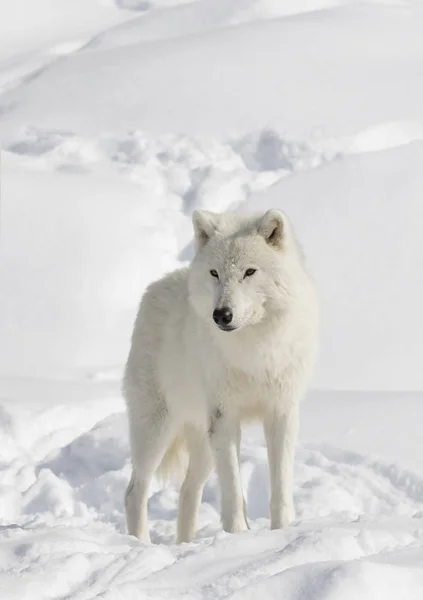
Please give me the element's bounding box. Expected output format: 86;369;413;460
225;367;284;419
220;334;288;378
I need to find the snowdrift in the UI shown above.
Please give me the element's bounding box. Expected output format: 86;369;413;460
2;4;423;138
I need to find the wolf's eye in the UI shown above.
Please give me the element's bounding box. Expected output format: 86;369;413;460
244;268;257;278
210;269;219;279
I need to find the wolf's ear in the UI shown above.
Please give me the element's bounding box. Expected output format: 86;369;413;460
192;210;219;251
258;209;285;250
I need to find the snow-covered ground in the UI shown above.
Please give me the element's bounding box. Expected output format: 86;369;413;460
1;1;423;598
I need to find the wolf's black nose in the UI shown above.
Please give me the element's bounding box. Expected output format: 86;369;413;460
213;307;233;327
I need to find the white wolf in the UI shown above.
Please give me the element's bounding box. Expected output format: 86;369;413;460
124;209;318;544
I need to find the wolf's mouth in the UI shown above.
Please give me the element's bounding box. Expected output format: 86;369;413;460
217;324;237;332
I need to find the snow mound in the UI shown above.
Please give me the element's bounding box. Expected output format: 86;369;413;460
89;0;343;49
0;0;134;62
5;126;334;210
1;388;423;598
231;558;423;600
2;4;423;138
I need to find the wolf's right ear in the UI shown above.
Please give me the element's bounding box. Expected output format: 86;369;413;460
192;210;219;251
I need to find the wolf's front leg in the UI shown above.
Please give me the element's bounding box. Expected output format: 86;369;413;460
208;406;248;533
264;405;299;529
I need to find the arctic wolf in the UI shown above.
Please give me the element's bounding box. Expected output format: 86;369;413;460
124;209;318;543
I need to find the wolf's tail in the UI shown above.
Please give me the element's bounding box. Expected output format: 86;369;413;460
156;430;188;483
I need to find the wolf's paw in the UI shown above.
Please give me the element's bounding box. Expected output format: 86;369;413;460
222;513;249;534
270;502;295;529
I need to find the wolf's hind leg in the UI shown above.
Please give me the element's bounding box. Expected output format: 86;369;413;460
177;427;212;544
236;423;249;529
125;393;173;543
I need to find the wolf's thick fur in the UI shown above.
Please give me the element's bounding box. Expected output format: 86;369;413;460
124;209;318;543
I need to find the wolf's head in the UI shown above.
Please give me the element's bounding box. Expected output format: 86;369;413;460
188;209;304;332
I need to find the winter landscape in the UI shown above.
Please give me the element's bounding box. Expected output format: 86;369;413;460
1;1;423;598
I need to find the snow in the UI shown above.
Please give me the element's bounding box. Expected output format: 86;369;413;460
1;0;423;598
1;387;423;598
3;3;423;139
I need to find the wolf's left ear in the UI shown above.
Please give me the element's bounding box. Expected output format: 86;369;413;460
258;209;285;250
192;210;220;251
